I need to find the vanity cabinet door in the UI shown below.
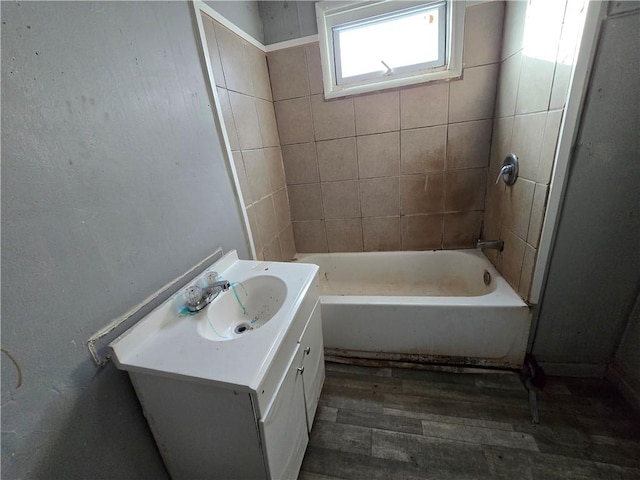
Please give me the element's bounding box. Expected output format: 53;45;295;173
298;302;325;432
259;345;308;480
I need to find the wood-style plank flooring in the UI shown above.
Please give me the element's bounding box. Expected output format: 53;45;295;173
299;362;640;480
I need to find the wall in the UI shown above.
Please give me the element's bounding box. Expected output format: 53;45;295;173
611;292;640;408
205;0;264;43
531;2;640;375
269;2;504;253
482;0;585;300
259;1;318;45
1;2;250;478
201;12;296;261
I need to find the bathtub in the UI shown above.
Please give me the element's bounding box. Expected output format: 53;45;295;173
295;250;531;369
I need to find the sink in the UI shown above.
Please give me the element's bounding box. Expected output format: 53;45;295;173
198;275;287;341
108;249;322;480
109;250;319;392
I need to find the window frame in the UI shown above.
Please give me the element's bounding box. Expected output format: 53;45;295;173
333;2;447;86
316;0;465;99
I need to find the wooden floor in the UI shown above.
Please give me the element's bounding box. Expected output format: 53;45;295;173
299;362;640;480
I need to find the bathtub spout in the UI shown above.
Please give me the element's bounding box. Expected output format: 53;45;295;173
476;239;504;251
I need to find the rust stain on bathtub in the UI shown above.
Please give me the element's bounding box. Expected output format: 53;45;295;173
320;275;479;297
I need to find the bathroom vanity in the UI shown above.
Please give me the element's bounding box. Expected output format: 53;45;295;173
110;251;324;479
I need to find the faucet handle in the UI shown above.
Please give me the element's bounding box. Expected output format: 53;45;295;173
496;153;519;185
185;285;203;308
495;165;512;184
205;271;219;286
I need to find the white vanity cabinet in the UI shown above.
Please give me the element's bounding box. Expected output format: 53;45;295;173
111;255;324;480
298;304;325;432
259;344;308;480
259;303;325;479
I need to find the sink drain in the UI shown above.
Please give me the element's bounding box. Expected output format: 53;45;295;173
234;323;251;335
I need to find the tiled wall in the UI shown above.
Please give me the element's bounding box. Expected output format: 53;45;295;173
483;0;585;300
268;2;505;253
201;13;295;261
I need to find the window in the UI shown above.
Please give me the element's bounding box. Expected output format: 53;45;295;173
316;0;465;98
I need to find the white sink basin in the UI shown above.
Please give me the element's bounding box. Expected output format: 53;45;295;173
198;276;287;341
108;250;319;392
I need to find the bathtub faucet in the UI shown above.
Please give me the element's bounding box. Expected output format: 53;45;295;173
476;239;504;251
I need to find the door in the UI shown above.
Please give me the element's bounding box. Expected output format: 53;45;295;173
298;302;325;431
259;345;308;480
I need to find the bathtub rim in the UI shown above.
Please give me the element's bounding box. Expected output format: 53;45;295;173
295;249;527;308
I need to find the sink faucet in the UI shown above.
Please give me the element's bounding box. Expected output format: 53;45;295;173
205;280;231;295
185;279;230;313
476;239;504;251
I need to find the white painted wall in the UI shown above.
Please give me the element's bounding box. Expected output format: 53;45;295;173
1;1;250;477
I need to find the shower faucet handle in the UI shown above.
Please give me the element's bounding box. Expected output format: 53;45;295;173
495;164;513;184
495;153;519;185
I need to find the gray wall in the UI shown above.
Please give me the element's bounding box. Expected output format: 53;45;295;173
1;1;249;478
532;5;640;375
259;1;318;44
258;1;438;45
613;292;640;398
205;0;264;43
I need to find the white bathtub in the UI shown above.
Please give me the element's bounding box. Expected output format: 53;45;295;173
295;250;531;369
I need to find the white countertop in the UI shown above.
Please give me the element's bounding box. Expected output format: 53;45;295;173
109;251;318;392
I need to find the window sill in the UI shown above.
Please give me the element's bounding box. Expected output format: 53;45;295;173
323;67;463;99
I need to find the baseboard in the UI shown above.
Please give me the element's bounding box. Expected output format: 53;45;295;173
324;353;516;374
607;361;640;413
537;361;607;377
324;348;523;371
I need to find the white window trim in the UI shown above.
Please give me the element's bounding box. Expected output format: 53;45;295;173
316;0;465;99
333;2;447;85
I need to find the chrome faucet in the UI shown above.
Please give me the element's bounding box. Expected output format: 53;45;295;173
206;280;232;294
185;276;230;312
476;239;504;251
